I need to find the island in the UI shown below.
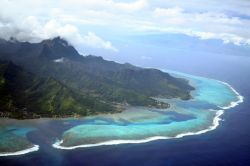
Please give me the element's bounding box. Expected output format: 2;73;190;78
0;37;243;156
0;37;194;119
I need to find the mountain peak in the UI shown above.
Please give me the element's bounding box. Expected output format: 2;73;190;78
52;37;68;46
42;36;69;47
40;37;81;60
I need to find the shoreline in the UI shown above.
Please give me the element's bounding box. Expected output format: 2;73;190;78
0;145;39;157
217;81;244;109
0;76;244;154
52;80;244;150
52;109;224;150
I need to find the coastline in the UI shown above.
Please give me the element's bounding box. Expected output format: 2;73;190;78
52;79;244;150
0;145;39;157
217;81;244;109
0;75;244;154
52;109;224;150
166;69;244;109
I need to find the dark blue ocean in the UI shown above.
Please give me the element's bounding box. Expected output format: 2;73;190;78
1;55;250;166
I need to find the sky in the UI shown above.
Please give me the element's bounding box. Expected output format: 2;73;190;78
0;0;250;76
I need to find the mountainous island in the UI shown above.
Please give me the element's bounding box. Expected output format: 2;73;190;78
0;37;194;119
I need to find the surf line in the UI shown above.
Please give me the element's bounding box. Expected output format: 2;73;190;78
52;80;244;150
217;81;244;109
0;145;39;157
52;109;224;150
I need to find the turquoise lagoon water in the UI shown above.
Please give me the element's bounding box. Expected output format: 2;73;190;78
0;71;243;155
53;71;243;149
0;121;39;156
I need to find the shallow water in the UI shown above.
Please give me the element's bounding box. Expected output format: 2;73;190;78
0;71;243;156
53;71;242;149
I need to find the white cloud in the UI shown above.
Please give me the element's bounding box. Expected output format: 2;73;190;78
150;0;250;17
140;56;152;60
82;32;118;52
61;0;148;12
113;0;148;11
0;0;250;47
154;7;183;17
188;31;249;46
0;15;118;52
151;7;250;45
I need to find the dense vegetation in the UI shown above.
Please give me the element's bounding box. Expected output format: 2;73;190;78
0;61;116;118
0;37;194;119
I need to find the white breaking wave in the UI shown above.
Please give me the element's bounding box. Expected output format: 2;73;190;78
52;109;224;150
52;80;244;150
217;81;244;110
0;145;39;157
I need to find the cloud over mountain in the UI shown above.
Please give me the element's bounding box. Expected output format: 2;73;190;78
0;0;250;48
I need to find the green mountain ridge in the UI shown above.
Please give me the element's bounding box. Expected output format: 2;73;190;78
0;61;116;118
0;37;194;119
